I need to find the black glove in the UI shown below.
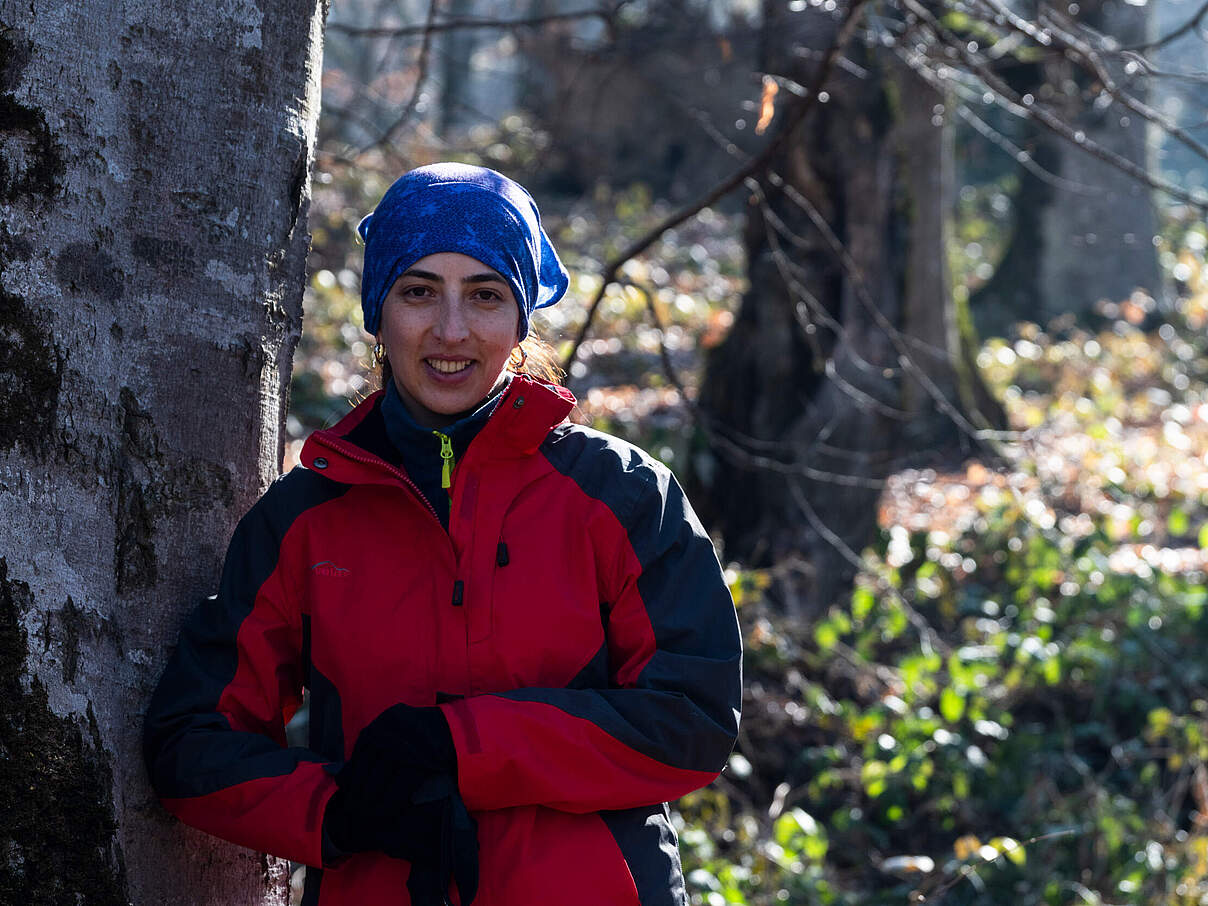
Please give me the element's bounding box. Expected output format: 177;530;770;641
401;775;479;906
324;704;456;859
354;703;457;774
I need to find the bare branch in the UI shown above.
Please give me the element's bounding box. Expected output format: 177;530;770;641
1122;0;1208;51
1034;4;1208;165
327;5;617;39
901;0;1208;211
624;279;894;489
952;102;1100;195
1119;52;1208;84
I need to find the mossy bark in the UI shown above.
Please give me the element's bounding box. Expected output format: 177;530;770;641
0;0;324;901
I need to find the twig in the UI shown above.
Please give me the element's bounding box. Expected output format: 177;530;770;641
919;827;1082;902
1119;52;1208;84
953;102;1099;195
1121;0;1208;51
787;477;950;657
327;5;617;39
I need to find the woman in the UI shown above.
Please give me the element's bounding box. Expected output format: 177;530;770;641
144;163;743;906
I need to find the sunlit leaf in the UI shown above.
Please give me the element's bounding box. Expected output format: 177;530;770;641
940;686;965;723
861;760;889;798
989;836;1026;866
1169;507;1190;537
814;622;838;652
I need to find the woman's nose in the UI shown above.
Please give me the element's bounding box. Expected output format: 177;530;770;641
433;295;470;342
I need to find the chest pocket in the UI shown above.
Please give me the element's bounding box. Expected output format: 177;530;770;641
472;525;609;693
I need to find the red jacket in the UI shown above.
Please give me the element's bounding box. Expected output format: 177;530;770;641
144;376;743;905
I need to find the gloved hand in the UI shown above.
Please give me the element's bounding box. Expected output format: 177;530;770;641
402;775;479;906
324;704;455;859
354;702;457;774
323;703;478;905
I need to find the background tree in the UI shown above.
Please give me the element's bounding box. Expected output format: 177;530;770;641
692;1;1005;614
968;0;1162;337
0;0;324;902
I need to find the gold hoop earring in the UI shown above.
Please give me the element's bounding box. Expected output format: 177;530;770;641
372;343;386;367
509;345;527;371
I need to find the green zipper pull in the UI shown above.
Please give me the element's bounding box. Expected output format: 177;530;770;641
433;431;454;489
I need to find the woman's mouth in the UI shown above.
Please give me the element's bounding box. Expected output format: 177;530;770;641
426;358;472;375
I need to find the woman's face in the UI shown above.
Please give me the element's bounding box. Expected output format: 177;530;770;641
377;252;520;429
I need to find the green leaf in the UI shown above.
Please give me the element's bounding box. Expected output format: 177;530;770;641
1042;655;1061;686
1169;508;1190;537
773;808;828;863
861;760;889;798
814;622;838;652
1199;523;1208;550
852;585;876;621
940;686;965;723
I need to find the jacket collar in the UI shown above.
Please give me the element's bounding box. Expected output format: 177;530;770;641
299;375;576;486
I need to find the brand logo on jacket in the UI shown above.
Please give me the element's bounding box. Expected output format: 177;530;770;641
310;561;351;578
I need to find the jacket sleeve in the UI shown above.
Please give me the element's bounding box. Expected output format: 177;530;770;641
440;463;742;814
143;476;339;867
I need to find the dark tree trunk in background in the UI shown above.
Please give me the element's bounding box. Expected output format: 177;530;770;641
438;0;479;136
693;4;1003;616
971;0;1160;338
0;0;323;901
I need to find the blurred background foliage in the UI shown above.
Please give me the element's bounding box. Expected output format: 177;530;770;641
289;0;1208;902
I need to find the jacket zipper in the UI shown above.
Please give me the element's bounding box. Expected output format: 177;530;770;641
433;430;455;490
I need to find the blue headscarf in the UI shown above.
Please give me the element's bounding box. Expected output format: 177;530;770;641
358;163;569;340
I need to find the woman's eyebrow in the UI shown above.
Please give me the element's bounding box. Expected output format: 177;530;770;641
399;269;505;285
401;268;443;281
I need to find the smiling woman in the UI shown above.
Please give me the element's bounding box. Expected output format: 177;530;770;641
143;163;743;906
378;253;520;428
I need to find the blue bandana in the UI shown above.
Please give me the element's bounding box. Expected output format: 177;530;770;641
358;163;569;340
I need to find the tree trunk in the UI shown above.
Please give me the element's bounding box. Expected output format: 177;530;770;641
693;5;1003;616
970;0;1160;337
0;0;323;902
438;0;479;136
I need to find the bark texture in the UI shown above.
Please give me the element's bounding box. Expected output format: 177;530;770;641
0;0;324;902
693;5;1003;616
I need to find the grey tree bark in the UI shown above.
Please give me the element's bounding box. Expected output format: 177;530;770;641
692;4;1003;616
0;0;324;902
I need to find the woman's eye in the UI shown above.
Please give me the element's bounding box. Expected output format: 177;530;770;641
399;284;434;300
471;289;503;303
